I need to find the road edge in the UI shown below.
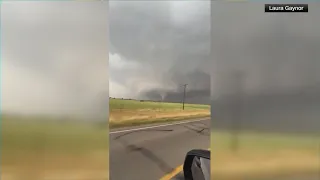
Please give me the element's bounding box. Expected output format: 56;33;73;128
110;118;210;134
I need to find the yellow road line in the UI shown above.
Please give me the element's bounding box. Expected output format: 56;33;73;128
160;165;183;180
160;148;210;180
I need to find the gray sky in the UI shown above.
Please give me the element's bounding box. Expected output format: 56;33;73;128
211;2;320;133
109;1;210;103
1;1;108;117
211;2;320;97
1;0;211;117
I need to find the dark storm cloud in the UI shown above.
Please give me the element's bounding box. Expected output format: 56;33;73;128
211;2;320;133
109;1;210;103
211;3;320;96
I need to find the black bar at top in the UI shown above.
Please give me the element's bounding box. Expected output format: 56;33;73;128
265;4;308;13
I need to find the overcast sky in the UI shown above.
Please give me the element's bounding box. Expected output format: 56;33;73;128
211;2;320;97
211;3;320;133
1;1;108;117
4;1;318;116
109;1;210;102
1;0;211;116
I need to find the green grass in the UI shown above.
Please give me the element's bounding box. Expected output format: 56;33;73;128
211;130;319;151
2;115;109;168
2;115;109;180
2;116;109;154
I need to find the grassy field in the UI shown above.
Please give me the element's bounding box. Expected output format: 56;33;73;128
211;131;320;180
109;98;210;128
2;115;109;180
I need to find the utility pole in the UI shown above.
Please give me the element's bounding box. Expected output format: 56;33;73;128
182;84;188;110
230;71;244;153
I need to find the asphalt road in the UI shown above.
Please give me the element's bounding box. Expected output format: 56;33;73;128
109;118;210;180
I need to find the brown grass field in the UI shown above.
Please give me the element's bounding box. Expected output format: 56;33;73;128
211;131;319;180
109;98;210;128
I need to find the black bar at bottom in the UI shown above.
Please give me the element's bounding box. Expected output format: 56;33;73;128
265;4;308;13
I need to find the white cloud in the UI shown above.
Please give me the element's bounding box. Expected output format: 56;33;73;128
109;52;176;98
171;0;210;26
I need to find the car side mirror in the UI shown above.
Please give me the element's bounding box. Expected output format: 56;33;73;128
183;149;210;180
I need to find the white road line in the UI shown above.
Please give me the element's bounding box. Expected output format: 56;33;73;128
110;118;210;134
